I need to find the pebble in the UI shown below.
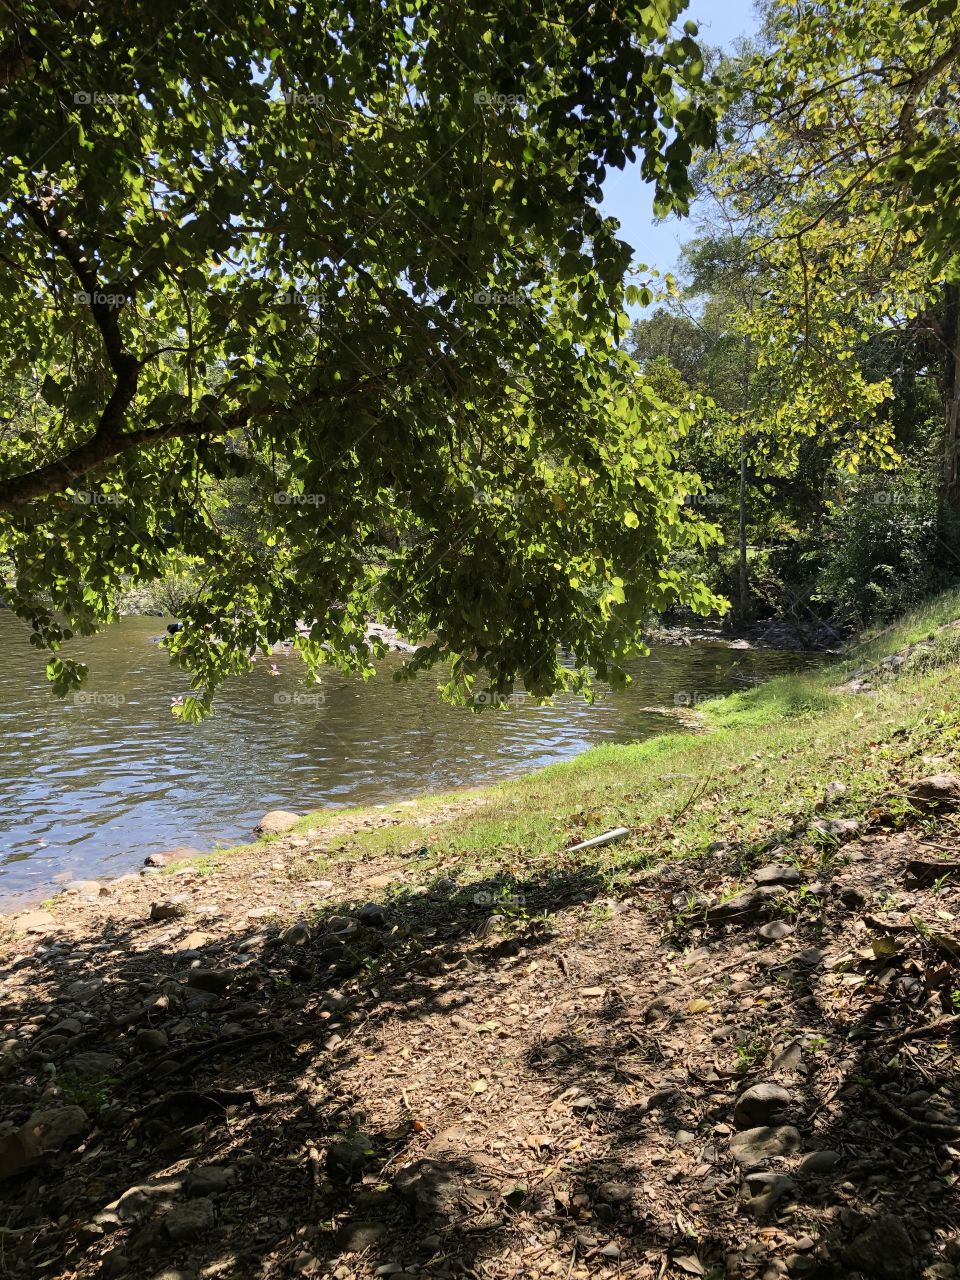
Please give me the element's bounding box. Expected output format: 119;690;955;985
758;920;794;942
798;1149;842;1177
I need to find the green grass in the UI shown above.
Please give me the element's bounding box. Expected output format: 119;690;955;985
179;589;960;898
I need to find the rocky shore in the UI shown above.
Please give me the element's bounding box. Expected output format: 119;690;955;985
2;770;960;1279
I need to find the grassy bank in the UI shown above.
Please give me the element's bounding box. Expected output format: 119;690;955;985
203;587;960;903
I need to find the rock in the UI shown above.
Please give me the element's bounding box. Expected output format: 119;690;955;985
148;1271;195;1280
734;1083;792;1129
744;1172;797;1219
708;890;771;922
66;977;104;1003
754;864;801;887
184;968;232;994
358;902;389;929
326;915;355;934
798;1149;842;1178
707;841;730;853
150;900;183;922
811;817;861;841
395;1158;460;1216
908;773;960;811
759;920;794;942
326;1134;376;1182
255;809;301;835
64;1051;121;1078
135;1028;169;1053
818;780;848;810
597;1181;633;1204
184;1164;236;1196
843;1214;917;1279
280;921;311;947
115;1180;182;1221
145;846;201;868
163;1197;215;1242
729;1126;801;1168
12;909;56;934
339;1221;389;1251
64;879;107;898
0;1105;89;1180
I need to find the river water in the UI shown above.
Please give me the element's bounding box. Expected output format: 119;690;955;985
0;613;810;905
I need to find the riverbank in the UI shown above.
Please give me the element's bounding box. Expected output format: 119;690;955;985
3;590;960;1279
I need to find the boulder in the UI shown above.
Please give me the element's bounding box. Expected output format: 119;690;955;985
907;773;960;811
734;1083;791;1129
255;810;301;836
729;1125;801;1168
0;1105;90;1180
843;1214;917;1279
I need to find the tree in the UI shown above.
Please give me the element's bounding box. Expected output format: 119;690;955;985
0;1;719;716
714;0;960;512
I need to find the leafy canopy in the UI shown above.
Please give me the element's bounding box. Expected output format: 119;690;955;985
0;0;719;716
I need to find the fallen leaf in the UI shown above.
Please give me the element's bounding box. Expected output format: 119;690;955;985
687;998;711;1014
673;1256;705;1277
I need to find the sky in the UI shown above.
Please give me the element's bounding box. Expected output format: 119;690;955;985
600;0;759;289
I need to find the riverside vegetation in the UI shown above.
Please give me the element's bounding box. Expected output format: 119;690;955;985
3;590;960;1279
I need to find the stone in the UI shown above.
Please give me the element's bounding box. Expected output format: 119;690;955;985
395;1158;460;1216
145;846;202;867
135;1028;168;1053
326;915;355;934
811;817;861;841
729;1126;801;1168
184;968;232;994
734;1083;792;1129
184;1164;236;1196
708;891;767;922
744;1172;797;1220
280;921;311;947
707;840;729;853
818;780;848;809
754;864;801;887
12;910;56;934
163;1197;215;1242
64;1051;121;1078
758;920;794;942
358;902;388;929
256;810;301;835
908;773;960;811
66;977;103;1004
597;1181;633;1204
798;1149;842;1178
115;1180;182;1221
150;900;183;922
0;1105;89;1180
843;1214;917;1279
64;879;107;898
339;1221;389;1251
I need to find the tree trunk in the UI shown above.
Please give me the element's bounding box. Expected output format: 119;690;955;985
941;282;960;517
738;342;751;619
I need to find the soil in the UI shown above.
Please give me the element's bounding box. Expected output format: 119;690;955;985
2;801;960;1280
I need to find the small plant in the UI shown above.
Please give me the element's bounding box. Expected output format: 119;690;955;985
734;1034;765;1071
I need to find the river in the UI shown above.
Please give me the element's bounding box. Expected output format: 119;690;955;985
0;613;811;905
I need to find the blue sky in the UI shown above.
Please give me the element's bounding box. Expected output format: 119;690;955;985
601;0;758;286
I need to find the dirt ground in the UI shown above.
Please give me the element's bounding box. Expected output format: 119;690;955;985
1;799;960;1280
